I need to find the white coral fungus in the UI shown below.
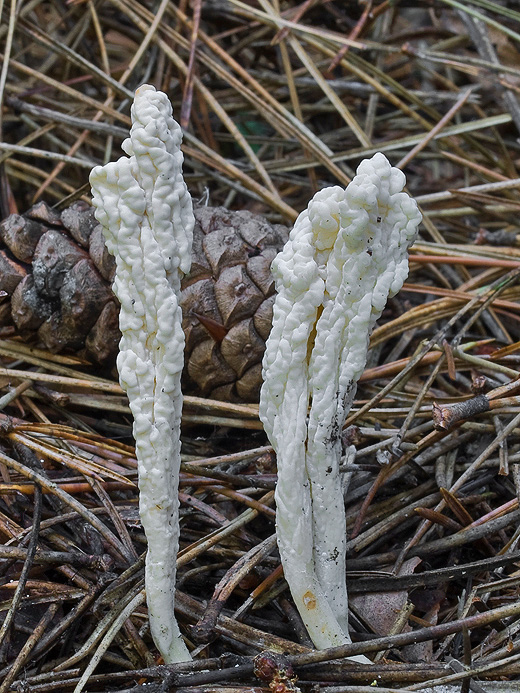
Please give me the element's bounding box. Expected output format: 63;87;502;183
260;152;421;652
90;84;193;663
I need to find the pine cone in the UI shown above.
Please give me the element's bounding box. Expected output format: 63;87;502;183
0;202;288;401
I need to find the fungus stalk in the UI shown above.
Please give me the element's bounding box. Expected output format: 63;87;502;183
260;153;421;652
89;85;193;663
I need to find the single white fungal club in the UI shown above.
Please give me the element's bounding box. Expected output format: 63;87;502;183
260;152;421;653
89;84;194;663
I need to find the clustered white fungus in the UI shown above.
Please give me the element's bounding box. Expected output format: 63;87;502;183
260;152;422;654
90;84;193;663
90;91;420;663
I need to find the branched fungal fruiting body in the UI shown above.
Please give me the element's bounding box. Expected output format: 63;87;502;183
90;84;193;663
260;153;421;653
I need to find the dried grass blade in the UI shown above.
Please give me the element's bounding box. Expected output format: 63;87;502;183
175;9;351;184
255;0;370;147
288;34;370;148
439;0;520;44
183;140;297;220
180;0;201;129
112;0;281;199
0;449;133;563
17;19;133;99
54;582;145;672
71;588;146;693
397;88;474;169
0;486;41;648
8;431;135;485
0;602;59;693
225;0;366;49
178;492;274;566
5;54;131;126
0;367;122;393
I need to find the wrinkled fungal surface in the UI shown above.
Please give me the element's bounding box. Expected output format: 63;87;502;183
90;84;193;663
260;152;422;652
